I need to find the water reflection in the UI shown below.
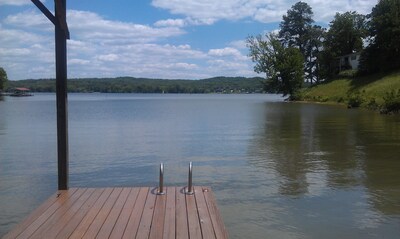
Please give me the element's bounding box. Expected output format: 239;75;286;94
1;94;399;238
250;102;400;215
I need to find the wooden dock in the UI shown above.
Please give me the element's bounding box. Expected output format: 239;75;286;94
3;186;228;239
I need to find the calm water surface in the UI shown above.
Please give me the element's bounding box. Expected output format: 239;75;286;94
0;93;399;238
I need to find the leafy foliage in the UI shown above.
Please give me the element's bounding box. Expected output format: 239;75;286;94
359;0;400;74
6;76;265;94
325;12;366;57
247;33;304;97
382;89;400;113
319;11;366;79
0;67;8;91
347;91;364;108
279;1;320;83
279;1;314;54
304;25;325;83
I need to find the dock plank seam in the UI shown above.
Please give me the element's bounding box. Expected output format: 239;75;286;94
54;188;106;239
109;188;140;239
38;188;97;238
15;188;81;239
186;187;202;239
2;189;77;239
194;186;216;239
121;187;149;239
96;187;132;239
134;187;157;239
202;187;228;239
82;187;123;238
69;187;115;239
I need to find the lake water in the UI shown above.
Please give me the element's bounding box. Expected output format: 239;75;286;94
0;93;399;238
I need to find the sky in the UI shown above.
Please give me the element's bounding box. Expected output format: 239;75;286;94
0;0;376;80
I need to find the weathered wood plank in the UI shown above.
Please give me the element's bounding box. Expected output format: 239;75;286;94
16;188;82;239
28;188;88;238
55;188;105;239
194;186;216;239
149;188;167;239
109;188;140;239
202;187;229;239
2;189;77;239
4;186;227;239
135;188;157;239
96;187;131;239
162;187;176;239
186;189;202;239
82;187;123;239
68;188;114;239
176;187;189;239
33;188;95;239
121;187;149;239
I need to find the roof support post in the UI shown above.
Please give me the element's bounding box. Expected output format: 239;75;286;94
32;0;70;190
55;0;69;190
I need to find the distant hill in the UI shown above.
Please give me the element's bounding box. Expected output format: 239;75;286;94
6;76;265;94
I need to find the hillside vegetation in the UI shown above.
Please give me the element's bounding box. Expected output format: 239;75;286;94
6;76;264;94
299;70;400;113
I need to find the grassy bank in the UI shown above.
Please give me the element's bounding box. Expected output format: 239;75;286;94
299;70;400;113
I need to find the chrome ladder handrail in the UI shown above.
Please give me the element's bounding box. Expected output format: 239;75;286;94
186;162;194;195
157;163;165;195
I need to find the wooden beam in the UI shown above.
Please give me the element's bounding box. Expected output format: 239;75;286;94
55;0;69;190
31;0;69;191
55;0;70;39
30;0;56;25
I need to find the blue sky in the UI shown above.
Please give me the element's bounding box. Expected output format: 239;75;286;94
0;0;376;80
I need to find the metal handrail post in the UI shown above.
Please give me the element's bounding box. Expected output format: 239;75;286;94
157;163;165;195
187;162;194;195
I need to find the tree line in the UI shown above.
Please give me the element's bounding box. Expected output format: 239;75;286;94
0;67;7;92
5;76;265;94
247;0;400;98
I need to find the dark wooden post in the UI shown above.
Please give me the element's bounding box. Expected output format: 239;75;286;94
31;0;70;190
55;0;69;190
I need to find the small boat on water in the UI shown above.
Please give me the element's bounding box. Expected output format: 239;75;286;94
10;87;33;97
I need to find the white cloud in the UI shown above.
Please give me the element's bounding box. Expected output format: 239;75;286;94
209;47;242;57
0;8;257;80
0;0;35;6
4;10;53;31
152;0;376;24
68;10;185;44
229;40;248;50
208;47;249;62
69;59;90;65
0;48;30;56
95;54;119;62
154;18;186;27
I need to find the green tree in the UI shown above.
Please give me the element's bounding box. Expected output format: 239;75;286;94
320;11;366;78
278;47;304;97
0;67;8;91
304;25;325;83
359;0;400;74
247;33;304;97
325;12;366;57
279;1;314;54
279;2;323;84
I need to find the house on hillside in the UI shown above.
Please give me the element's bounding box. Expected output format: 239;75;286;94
337;52;361;72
